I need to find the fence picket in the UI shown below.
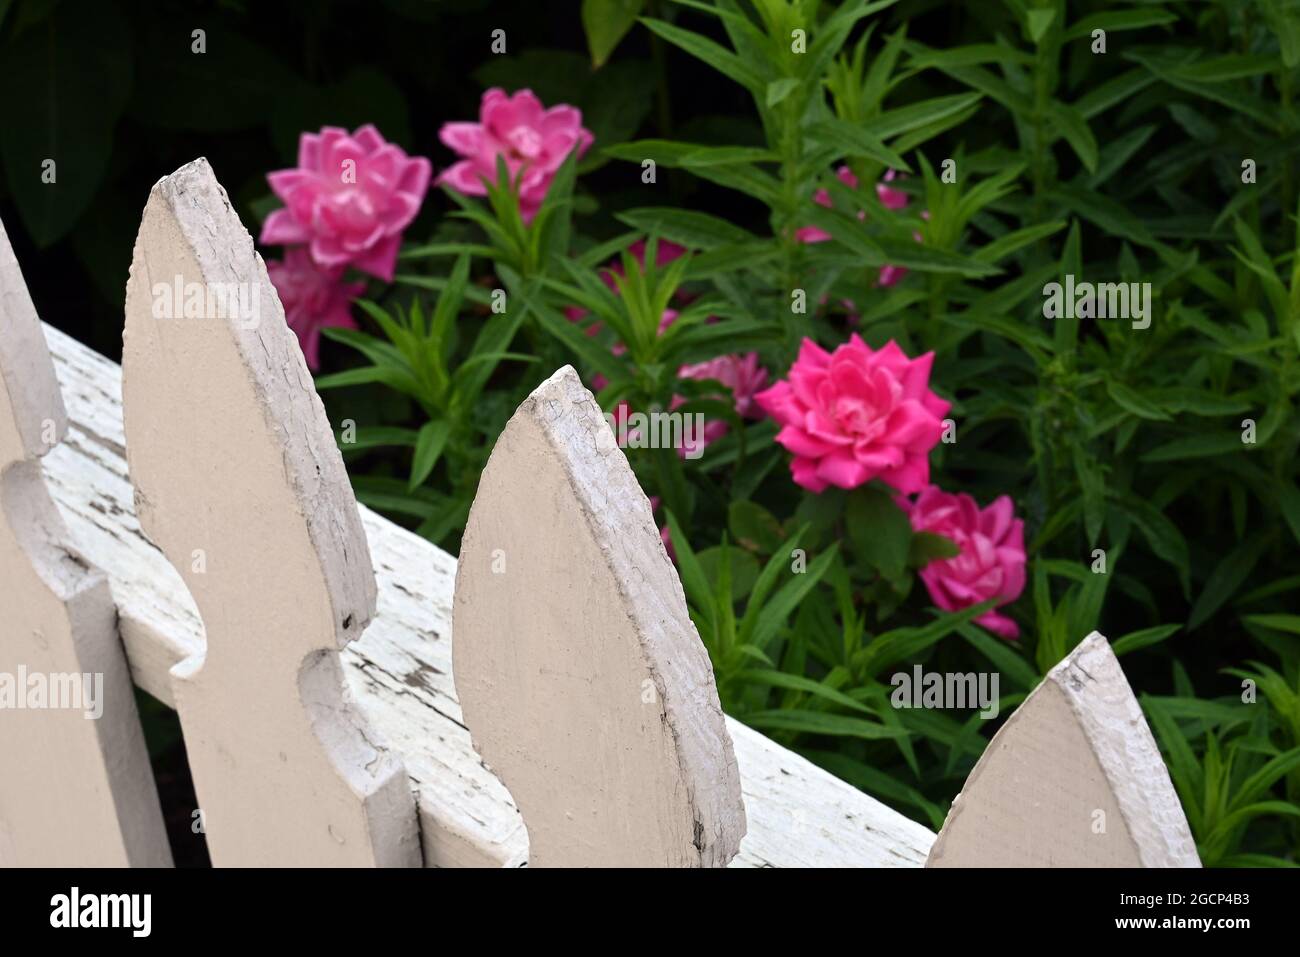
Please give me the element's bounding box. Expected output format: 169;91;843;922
0;215;171;866
926;631;1200;867
453;366;747;866
120;159;419;866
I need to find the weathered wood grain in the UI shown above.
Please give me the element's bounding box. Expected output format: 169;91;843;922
0;215;170;867
120;159;419;866
454;366;746;866
926;631;1199;867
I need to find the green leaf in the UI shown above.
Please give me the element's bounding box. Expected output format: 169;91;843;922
856;602;997;675
582;0;646;67
971;221;1067;264
962;626;1040;690
1107;379;1172;421
640;17;764;93
615;207;754;249
1232;747;1300;808
1277;480;1300;549
728;500;784;553
1065;9;1176;41
765;77;800;107
749;544;839;650
1026;8;1056;43
1141;433;1248;462
337;426;420;453
408;420;452;490
871;93;983;140
1073;446;1106;545
806;117;910;172
743;709;907;741
665;510;713;615
679;145;778;167
1188;534;1274;630
1242;614;1300;635
1126;498;1191;596
1049;102;1098;174
733;670;872;713
846;485;912;581
1111;624;1181;656
697;546;760;601
908;530;960;567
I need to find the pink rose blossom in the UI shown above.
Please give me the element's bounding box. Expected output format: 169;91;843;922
262;125;432;282
755;335;949;494
898;485;1027;639
672;352;770;456
678;352;769;418
438;88;593;222
267;247;366;371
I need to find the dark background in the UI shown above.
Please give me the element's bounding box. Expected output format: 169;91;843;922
0;0;789;360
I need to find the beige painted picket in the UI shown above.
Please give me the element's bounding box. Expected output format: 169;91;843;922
0;159;1199;868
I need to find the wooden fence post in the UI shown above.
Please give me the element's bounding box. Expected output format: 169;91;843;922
453;366;746;866
121;159;419;866
926;631;1200;867
0;215;171;866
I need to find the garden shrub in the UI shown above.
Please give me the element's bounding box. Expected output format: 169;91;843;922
281;0;1300;866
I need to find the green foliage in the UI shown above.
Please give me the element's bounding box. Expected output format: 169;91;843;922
316;0;1300;863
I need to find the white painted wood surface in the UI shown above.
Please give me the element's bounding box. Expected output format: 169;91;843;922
0;216;170;867
926;631;1199;867
120;160;419;866
40;320;936;867
455;366;746;866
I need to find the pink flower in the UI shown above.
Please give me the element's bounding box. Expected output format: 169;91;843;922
755;335;949;494
899;486;1026;639
679;352;769;418
795;167;915;288
673;352;770;456
262;125;432;282
647;495;675;560
795;166;861;244
609;239;687;281
876;168;909;210
877;264;908;288
267;247;366;370
438;88;593;222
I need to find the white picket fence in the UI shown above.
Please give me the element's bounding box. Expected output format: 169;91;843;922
0;159;1201;868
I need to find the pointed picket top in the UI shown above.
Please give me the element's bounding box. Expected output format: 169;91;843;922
927;631;1199;867
121;158;419;866
453;365;746;867
0;214;171;866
